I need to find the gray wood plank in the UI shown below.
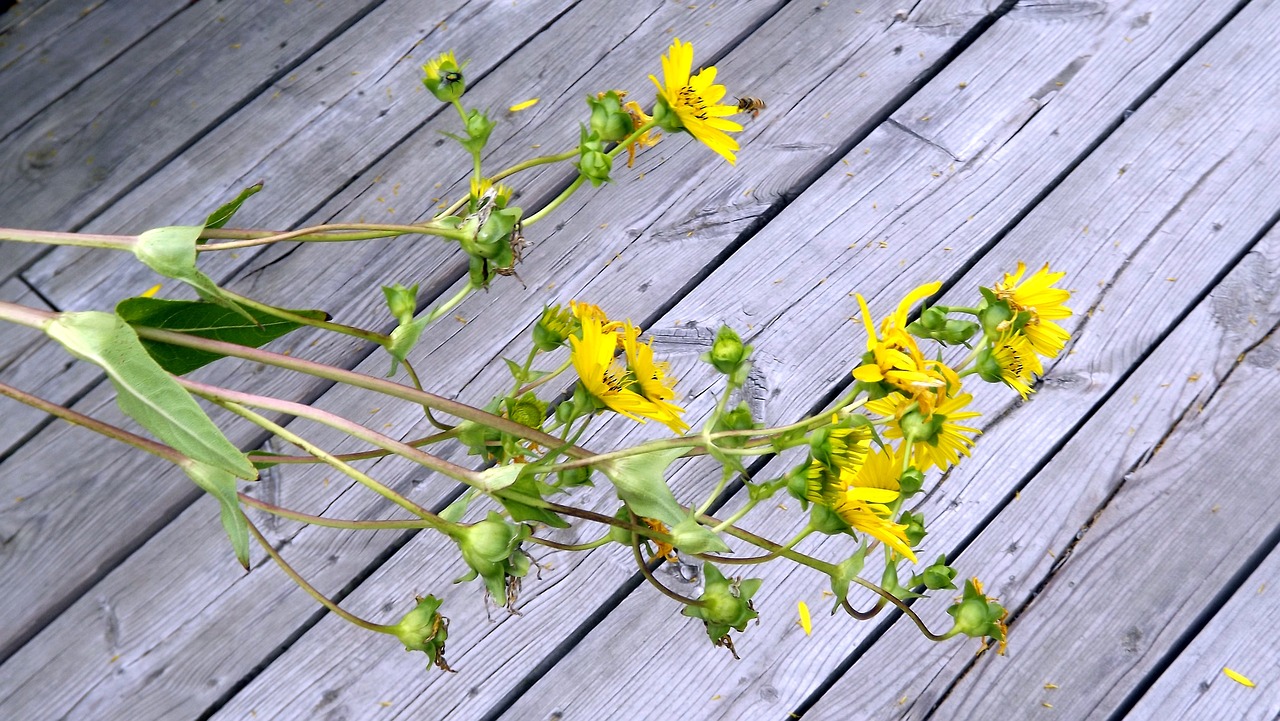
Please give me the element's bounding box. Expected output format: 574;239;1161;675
1128;530;1280;721
0;1;805;716
0;0;385;279
0;277;101;458
206;0;1268;718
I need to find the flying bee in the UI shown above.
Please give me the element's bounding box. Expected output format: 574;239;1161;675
735;96;766;118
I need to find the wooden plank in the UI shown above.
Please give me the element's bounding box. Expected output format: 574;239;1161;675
0;277;102;458
494;1;1280;718
207;0;1269;718
0;1;812;716
1127;534;1280;720
921;241;1280;719
0;0;584;660
0;0;387;279
0;0;191;139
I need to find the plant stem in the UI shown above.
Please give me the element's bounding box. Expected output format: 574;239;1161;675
180;378;481;488
247;427;459;466
0;381;185;464
0;227;136;251
630;515;703;607
212;398;447;525
851;577;947;640
526;534;612;552
239;493;440;530
418;282;476;326
245;516;395;634
523;175;585;226
129;324;592;458
220;289;390;346
196;222;465;252
400;359;457;432
0;301;55;330
491;149;578;182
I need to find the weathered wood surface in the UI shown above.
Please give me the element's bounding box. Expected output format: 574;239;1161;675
3;0;1280;719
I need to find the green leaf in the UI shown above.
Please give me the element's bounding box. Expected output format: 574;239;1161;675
475;463;524;493
117;297;327;375
668;515;730;554
183;460;250;568
45;311;257;480
133;226;253;321
498;476;570;528
600;447;689;527
204;182;264;231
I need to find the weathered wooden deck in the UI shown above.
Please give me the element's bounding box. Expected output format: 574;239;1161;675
2;0;1279;718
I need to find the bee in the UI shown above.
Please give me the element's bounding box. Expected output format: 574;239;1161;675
735;96;766;118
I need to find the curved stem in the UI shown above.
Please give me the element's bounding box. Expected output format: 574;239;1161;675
851;577;948;640
840;596;887;621
517;357;572;395
418;282;476;326
526;534;612;552
630;514;703;607
400;359;457;432
523;175;585;226
246;516;395;633
491;148;578;182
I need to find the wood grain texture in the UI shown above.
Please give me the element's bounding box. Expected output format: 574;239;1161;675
1127;515;1280;721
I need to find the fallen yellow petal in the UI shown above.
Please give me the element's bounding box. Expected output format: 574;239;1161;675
508;97;539;112
141;283;162;298
797;600;812;636
1223;667;1255;687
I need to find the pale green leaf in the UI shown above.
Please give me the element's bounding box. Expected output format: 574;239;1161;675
600;447;688;527
133;226;252;321
183;460;250;568
204;182;264;231
475;463;524;492
45;311;256;480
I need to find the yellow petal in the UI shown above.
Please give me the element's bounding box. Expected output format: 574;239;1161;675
1223;667;1255;687
140;284;162;298
508;97;539;112
797;601;812;636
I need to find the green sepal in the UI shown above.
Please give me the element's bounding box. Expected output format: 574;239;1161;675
497;475;570;529
386;316;430;376
133;226;253;322
828;545;867;611
910;554;958;591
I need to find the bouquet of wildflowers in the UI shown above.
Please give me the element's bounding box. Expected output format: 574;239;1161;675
0;38;1072;669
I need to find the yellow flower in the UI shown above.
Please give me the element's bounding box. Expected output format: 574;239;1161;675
568;306;688;434
993;262;1072;359
623;100;661;167
852;282;955;414
650;38;742;164
990;331;1043;399
422;50;466;102
832;497;917;562
868;392;981;472
804;422;873;504
620;321;689;434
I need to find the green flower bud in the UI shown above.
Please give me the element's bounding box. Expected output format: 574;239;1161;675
701;325;753;385
898;407;945;446
381;283;419;325
450;512;531;607
682;564;762;657
557;465;593;489
946;578;1008;653
809;502;850;536
908;307;981;345
911;554;958;591
898;466;925;497
533;304;576;352
652;94;683;133
388;594;453;671
577;126;613;186
977;287;1015;338
587;90;635;142
711;402;756;449
608;506;634;546
464;109;495;149
974;345;1004;385
505;392;547;429
900;510;927;547
422;51;466;103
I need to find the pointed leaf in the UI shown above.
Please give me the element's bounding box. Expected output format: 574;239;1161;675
498;476;570;528
204;182;264;231
600;447;688;527
669;515;731;554
117;297;327;375
386;316;429;376
476;463;524;492
183;460;250;568
45;311;257;480
133;226;253;321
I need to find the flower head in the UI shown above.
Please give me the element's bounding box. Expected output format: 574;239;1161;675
650;38;742;164
985;330;1044;399
623;100;661;167
992;262;1072;358
568;305;689;434
852;282;956;414
868;392;981;472
422;50;466;102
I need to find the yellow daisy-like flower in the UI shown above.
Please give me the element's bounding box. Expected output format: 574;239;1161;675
804;422;873;504
620;321;689;434
852;282;955;414
832;497;917;563
993;262;1072;359
868;392;981;472
650;38;742;165
622;100;662;168
991;331;1043;399
568;307;689;434
838;443;915;561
